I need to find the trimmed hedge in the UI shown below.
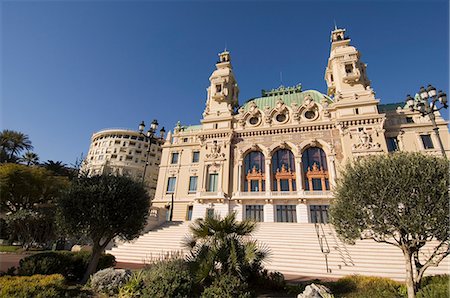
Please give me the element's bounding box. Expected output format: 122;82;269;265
0;274;65;298
18;251;116;281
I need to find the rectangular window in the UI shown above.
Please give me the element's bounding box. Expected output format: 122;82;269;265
206;208;214;218
345;64;353;74
310;205;329;224
192;151;200;163
406;117;414;123
215;84;222;92
166;177;176;193
386;137;399;152
186;206;193;221
312;178;323;190
276;205;297;223
171;152;179;164
207;173;218;192
245;205;264;222
421;134;434;149
188;176;198;193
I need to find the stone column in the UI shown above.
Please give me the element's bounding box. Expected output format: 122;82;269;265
265;160;271;194
296;200;309;223
232;200;244;221
218;163;223;193
201;165;208;191
264;201;274;222
328;155;337;188
295;156;303;191
237;161;243;192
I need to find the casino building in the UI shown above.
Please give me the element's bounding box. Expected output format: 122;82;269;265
152;28;449;222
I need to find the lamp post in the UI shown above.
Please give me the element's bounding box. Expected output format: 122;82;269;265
138;120;166;184
406;85;448;157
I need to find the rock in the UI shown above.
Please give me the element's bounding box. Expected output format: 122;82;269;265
297;283;334;298
71;245;92;252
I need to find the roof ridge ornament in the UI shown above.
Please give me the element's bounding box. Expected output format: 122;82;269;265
261;83;302;97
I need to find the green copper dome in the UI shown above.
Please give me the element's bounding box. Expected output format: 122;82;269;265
240;84;333;112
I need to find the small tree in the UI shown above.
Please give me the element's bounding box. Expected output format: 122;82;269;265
330;152;449;298
0;163;69;248
57;174;150;283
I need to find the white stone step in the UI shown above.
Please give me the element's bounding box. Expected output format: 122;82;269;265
107;222;449;282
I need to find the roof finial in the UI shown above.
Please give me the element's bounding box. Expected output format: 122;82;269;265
334;19;338;30
280;71;283;87
224;41;227;52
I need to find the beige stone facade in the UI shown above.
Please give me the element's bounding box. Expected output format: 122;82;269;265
82;128;163;199
153;28;449;222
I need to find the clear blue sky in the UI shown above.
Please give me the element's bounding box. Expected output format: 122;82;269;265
2;0;449;165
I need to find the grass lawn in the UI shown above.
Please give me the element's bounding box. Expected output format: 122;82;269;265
0;245;21;253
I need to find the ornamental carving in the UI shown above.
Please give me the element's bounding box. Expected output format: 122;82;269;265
246;165;265;192
305;163;329;191
352;131;381;151
275;98;287;113
205;140;226;160
263;106;272;125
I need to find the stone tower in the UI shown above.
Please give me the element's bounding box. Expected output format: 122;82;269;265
325;28;388;157
324;28;371;98
202;50;239;128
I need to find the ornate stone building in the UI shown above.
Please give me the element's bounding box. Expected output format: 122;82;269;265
153;28;449;222
82;128;163;199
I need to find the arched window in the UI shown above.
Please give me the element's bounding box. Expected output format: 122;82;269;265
302;147;329;191
244;151;265;192
271;149;296;191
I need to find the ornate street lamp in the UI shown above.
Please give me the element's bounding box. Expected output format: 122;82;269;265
138;120;166;183
406;84;447;157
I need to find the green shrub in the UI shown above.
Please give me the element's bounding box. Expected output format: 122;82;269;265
119;270;146;298
417;283;449;298
90;268;131;295
142;258;194;298
18;252;68;276
18;251;116;281
201;274;253;298
329;275;406;298
0;274;65;298
417;275;449;298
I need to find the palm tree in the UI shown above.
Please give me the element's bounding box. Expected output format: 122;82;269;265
184;212;268;283
0;130;33;163
43;160;68;176
20;151;39;166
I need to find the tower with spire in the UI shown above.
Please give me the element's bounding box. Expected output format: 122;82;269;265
202;50;239;127
325;27;371;99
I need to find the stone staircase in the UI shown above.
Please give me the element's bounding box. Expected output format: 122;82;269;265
107;222;449;281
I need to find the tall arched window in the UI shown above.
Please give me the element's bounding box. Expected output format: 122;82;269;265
244;151;265;192
271;149;296;191
302;147;329;191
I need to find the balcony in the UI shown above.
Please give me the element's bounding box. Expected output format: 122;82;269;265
300;190;333;198
233;190;333;200
198;191;225;199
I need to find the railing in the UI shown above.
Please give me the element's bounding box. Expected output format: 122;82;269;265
302;190;333;197
233;190;333;198
198;191;224;198
270;191;298;196
315;223;331;273
326;224;354;268
236;191;266;197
